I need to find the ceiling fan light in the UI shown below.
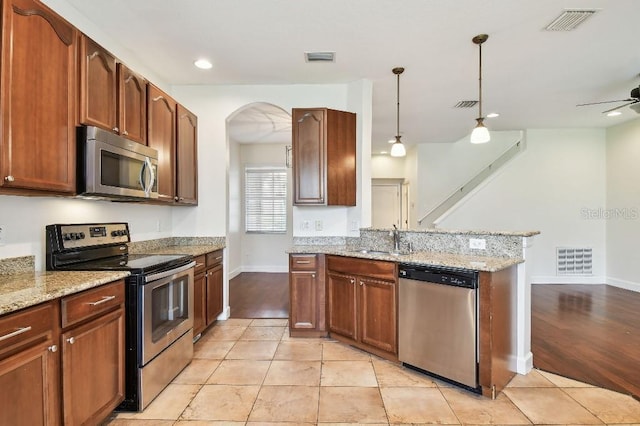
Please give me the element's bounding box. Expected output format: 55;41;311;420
390;137;406;157
470;118;490;144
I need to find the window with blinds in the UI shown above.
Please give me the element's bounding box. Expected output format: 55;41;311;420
245;167;287;233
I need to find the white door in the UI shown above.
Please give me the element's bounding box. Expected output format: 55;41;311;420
372;184;401;228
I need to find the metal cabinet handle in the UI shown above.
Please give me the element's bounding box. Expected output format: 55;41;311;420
311;274;316;278
48;345;58;353
174;196;179;201
196;263;205;268
67;337;75;344
122;130;128;136
112;127;119;133
359;282;363;286
350;279;355;284
4;175;15;182
215;256;222;261
296;260;311;264
0;326;31;342
86;295;116;306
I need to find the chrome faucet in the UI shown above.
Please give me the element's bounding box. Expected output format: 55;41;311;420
391;224;400;253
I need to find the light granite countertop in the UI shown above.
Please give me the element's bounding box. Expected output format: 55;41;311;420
138;244;225;258
0;270;130;315
287;245;522;272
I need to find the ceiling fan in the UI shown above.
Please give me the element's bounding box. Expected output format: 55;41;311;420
577;85;640;114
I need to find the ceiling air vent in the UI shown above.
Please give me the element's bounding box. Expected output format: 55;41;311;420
454;100;478;108
545;9;598;31
304;52;335;62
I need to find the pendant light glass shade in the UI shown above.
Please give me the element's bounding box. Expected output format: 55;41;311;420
470;118;490;144
471;34;490;144
390;67;406;157
390;136;406;157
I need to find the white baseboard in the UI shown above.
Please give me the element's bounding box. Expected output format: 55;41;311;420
228;267;242;280
509;351;533;375
606;277;640;293
239;265;289;273
531;275;606;284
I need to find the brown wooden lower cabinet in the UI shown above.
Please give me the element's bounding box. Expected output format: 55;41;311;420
60;279;125;425
0;280;126;426
0;301;60;425
289;254;327;337
326;255;398;359
194;250;224;336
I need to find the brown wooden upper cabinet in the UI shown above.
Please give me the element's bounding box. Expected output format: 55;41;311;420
79;35;117;132
79;34;147;144
176;104;198;204
0;0;78;194
147;83;177;203
117;64;147;144
292;108;356;206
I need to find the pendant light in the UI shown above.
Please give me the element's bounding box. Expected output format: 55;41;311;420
390;67;407;157
470;34;490;144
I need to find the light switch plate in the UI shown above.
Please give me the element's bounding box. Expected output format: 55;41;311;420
0;224;5;246
315;220;323;231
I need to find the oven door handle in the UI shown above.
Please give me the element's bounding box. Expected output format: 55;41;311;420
145;261;196;283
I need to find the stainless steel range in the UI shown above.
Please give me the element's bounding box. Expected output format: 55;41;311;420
46;222;195;411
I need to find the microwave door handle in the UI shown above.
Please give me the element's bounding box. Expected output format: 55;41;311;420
139;160;147;193
145;157;156;197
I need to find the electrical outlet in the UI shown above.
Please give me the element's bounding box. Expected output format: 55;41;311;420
350;220;359;231
315;220;323;231
469;238;486;250
301;220;310;231
0;224;5;246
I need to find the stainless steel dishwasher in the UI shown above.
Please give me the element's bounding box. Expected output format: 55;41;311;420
398;264;479;390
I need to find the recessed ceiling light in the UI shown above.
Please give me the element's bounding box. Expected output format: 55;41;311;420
487;112;500;118
194;59;212;70
607;111;622;117
380;151;388;155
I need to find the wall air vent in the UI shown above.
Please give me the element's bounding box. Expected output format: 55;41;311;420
454;100;478;108
304;52;335;62
545;10;598;31
557;247;593;276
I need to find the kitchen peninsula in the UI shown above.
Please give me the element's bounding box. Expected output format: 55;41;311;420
288;227;539;398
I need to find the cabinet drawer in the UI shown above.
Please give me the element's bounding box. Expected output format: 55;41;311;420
61;280;124;328
290;254;317;271
0;302;56;358
327;255;396;281
194;255;206;274
206;250;223;267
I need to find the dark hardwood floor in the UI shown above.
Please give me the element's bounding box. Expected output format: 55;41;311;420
229;272;289;319
532;284;640;399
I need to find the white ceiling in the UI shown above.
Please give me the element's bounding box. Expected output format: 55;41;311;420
64;0;640;152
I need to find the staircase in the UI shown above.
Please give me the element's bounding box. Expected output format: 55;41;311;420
417;136;526;228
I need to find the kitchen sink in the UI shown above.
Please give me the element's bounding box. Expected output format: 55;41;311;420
354;249;404;256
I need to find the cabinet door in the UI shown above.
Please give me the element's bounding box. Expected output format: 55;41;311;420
176;104;198;204
292;108;325;205
147;84;176;202
327;272;357;340
118;63;147;144
290;271;317;329
0;0;77;193
79;34;117;132
61;308;124;426
193;272;206;336
0;342;60;425
359;277;397;354
206;265;223;324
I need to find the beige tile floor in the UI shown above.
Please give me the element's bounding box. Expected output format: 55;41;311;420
107;319;640;425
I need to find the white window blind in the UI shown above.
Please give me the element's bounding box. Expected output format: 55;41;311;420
245;167;287;233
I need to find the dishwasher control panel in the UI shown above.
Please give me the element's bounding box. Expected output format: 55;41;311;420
399;265;478;289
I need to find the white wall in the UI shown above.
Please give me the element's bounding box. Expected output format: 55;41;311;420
239;143;292;273
0;195;173;270
371;155;406;179
227;139;242;277
606;118;640;291
438;129;607;281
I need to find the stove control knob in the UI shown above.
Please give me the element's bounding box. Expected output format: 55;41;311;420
111;230;118;237
63;233;71;241
79;232;85;239
119;230;127;236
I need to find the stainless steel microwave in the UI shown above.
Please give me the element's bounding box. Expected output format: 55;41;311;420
77;126;158;199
